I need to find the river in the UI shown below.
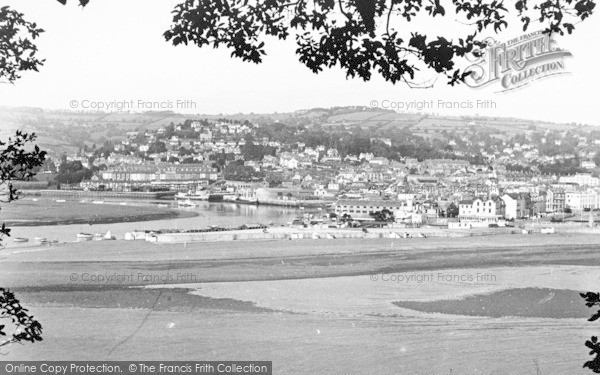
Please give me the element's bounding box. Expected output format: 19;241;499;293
4;197;321;248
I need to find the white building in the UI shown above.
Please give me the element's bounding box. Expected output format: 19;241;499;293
332;199;413;220
565;189;599;210
458;198;504;222
279;154;299;169
559;173;599;187
581;161;597;170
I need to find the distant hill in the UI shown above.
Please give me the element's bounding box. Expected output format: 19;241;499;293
282;107;589;135
0;105;593;155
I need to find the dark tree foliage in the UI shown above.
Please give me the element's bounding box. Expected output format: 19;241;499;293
223;160;264;181
582;292;600;373
538;158;584;175
55;0;90;5
241;142;277;161
55;160;93;184
255;122;451;161
446;202;459;217
369;209;395;222
0;6;45;84
1;1;596;85
162;0;596;86
582;292;600;322
1;131;47;242
0;288;43;350
148;140;168;154
505;164;532;173
340;213;353;222
1;131;46;352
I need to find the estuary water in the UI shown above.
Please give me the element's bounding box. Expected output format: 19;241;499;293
5;197;319;248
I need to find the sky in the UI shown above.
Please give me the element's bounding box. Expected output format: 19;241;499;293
1;0;599;125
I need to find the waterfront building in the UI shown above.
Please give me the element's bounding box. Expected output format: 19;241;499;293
458;197;504;223
331;199;413;220
558;173;600;187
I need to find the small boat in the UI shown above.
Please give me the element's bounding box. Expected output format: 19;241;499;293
76;233;93;241
13;237;29;243
177;199;195;208
238;197;259;204
32;198;38;202
34;237;47;242
188;191;210;200
92;200;104;204
223;194;238;202
55;199;66;203
119;202;127;205
103;230;116;240
145;234;158;242
131;231;148;240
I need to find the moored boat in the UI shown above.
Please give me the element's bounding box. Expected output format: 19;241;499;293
222;194;238;202
208;193;224;202
177;199;196;208
76;233;93;241
188;191;210;200
103;230;116;240
237;197;259;204
13;237;29;243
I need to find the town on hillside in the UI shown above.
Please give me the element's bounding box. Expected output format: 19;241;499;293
11;107;600;229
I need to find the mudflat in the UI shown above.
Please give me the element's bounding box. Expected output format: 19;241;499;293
1;233;599;374
1;233;599;287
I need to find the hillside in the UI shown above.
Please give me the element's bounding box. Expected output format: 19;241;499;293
0;105;592;155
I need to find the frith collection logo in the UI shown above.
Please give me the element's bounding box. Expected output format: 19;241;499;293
466;30;572;91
